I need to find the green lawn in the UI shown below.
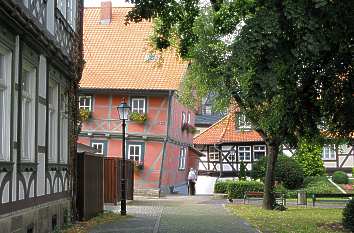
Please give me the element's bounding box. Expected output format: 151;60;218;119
229;205;348;233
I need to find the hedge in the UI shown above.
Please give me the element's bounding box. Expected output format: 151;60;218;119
332;171;349;184
227;181;264;199
214;180;233;193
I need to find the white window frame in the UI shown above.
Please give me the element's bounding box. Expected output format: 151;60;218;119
253;145;266;160
238;146;251;161
79;96;92;111
178;147;187;170
187;112;191;124
238;113;252;130
59;87;68;163
322;145;336;160
0;45;11;161
131;98;146;114
209;146;219;162
48;81;58;163
21;62;36;162
92;142;104;155
182;112;186;125
128;144;142;162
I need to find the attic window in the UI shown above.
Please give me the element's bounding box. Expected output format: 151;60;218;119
237;113;252;130
144;53;159;62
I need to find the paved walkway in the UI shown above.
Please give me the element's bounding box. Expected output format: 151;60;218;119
89;195;258;233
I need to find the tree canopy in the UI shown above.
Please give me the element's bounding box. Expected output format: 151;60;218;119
127;0;354;208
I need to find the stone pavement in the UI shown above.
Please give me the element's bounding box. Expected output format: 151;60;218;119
89;195;258;233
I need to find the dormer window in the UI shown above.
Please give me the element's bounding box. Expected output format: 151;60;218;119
237;113;251;130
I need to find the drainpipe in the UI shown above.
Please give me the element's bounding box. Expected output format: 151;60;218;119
158;90;173;194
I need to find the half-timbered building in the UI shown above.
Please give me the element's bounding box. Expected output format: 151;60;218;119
194;105;267;176
78;3;198;196
0;0;82;232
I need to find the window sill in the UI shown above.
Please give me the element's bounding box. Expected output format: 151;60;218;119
0;161;14;173
18;162;38;172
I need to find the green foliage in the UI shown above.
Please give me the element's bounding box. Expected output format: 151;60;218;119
293;139;325;177
227;180;264;199
332;171;349;184
343;199;354;232
352;168;354;178
239;161;246;181
251;155;304;189
129;112;147;123
79;108;92;122
214;180;233;193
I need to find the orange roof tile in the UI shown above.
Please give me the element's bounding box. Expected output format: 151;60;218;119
193;110;264;145
81;7;188;90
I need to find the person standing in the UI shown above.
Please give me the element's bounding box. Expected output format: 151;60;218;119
188;168;197;195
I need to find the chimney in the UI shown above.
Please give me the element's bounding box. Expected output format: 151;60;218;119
100;1;112;25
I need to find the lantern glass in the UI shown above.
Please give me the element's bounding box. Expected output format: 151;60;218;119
117;100;131;120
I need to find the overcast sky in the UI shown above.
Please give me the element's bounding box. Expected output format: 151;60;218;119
84;0;134;7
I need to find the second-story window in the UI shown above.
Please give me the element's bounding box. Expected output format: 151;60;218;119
79;96;92;111
21;67;36;161
182;112;186;125
187;112;191;124
237;113;252;130
57;0;75;28
131;98;145;114
48;81;58;163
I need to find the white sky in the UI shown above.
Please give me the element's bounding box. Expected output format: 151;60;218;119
84;0;134;7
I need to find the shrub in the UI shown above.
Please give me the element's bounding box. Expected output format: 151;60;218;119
214;180;232;193
352;167;354;178
239;161;246;181
227;180;264;198
293;139;325;177
343;199;354;232
251;154;304;189
332;171;349;184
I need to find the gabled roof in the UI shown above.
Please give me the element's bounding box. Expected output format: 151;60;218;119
193;106;264;145
81;7;188;91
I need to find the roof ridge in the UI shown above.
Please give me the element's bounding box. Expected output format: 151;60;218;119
219;113;233;143
193;114;229;141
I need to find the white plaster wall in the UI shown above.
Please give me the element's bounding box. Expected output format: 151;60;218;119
38;55;46;98
195;176;235;195
38;103;46;146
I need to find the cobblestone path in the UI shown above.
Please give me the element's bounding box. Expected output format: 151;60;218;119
89;195;257;233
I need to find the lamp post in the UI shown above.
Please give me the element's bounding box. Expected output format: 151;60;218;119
117;98;131;216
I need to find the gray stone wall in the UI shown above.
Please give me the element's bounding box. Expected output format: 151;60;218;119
0;198;71;233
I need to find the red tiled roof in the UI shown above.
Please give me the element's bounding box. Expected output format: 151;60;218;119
81;7;188;90
193;108;264;145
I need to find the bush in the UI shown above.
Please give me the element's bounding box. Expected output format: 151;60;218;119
343;199;354;232
251;154;304;189
214;180;232;193
332;171;349;184
352;168;354;178
293;139;325;177
239;161;246;181
227;180;264;198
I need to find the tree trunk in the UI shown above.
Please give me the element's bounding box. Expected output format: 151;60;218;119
262;140;280;210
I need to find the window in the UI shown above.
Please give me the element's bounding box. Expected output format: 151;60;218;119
187;112;191;124
182;112;186;125
238;146;251;161
92;142;104;155
60;88;68;163
0;48;11;161
48;82;58;163
128;144;142;162
322;145;336;160
203;105;212;115
57;0;75;28
131;98;145;114
21;67;36;161
227;150;236;161
79;96;92;111
178;147;187;170
253;145;266;160
238;113;252;129
209;146;219;161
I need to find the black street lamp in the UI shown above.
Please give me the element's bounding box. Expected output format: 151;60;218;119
117;98;131;216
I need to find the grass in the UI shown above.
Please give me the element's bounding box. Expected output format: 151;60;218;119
59;211;124;233
229;205;348;233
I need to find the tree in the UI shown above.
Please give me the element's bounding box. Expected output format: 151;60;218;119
293;139;325;177
127;0;354;209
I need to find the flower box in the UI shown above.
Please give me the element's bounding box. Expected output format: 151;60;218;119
129;112;147;123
